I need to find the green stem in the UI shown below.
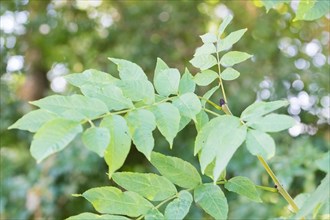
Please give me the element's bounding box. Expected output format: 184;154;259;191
213;55;300;212
203;108;221;117
216;38;227;103
257;156;299;212
255;185;278;193
198;96;222;111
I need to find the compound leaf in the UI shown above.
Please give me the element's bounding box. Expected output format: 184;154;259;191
194;183;228;219
217;28;247;52
178;68;196;95
30;95;108;121
118;79;155;104
145;209;165;220
31;118;82;163
172;93;201;121
220;51;252;67
66;212;129;220
109;58;147;81
82;187;153;217
152;103;180;148
126;109;156;160
100;115;131;178
154;68;180;97
248;113;295;132
221;68;240;81
194;43;217;56
245;129;275;160
195;115;247;181
224;176;262;202
164;190;193;220
112;172;177;201
9;109;58;132
190;54;217;71
150;152;202;189
193;70;218;86
218;15;233;36
82;127;110;157
200;33;217;43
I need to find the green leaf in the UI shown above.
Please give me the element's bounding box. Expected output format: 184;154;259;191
112;172;177;201
154;68;180;97
82;127;110;157
195;115;247;181
118;79;155;104
195;110;209;132
194;43;217;56
294;0;329;21
221;67;240;81
220;51;252;67
178;116;191;132
154;58;169;76
100;115;131;178
65;69;118;88
201;86;219;107
172;93;201;121
164;190;193;220
80;84;133;111
8;109;58;132
126;109;156;160
294;174;330;219
248;113;295;132
200;33;217;43
150;152;202;189
204;161;226;181
30;95;108;121
193;70;218;86
151;103;180;148
109;58;147;80
316;152;330;173
178;68;196;95
145;209;165;220
218;14;233;36
217;28;247;52
194;183;228;219
240;100;289;122
30;119;82;163
82;186;154;217
245;129;275;160
66;212;129;220
224;176;262;202
189;54;217;71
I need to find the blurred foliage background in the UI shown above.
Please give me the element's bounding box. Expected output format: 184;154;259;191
0;0;329;219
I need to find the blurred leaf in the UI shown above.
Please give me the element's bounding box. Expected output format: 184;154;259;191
82;187;153;217
82;127;110;157
246;129;275;160
150;152;202;189
190;54;217;70
220;51;252;67
112;172;177;201
195;115;247;181
316;152;330;173
100;115;131;178
80;84;134;111
218;15;233;36
8;109;57;132
294;174;330;219
193;70;218;86
164;190;192;220
248;113;295;132
200;33;217;43
240;100;289;122
66;212;130;220
224;176;262;202
178;68;196;95
154;58;169;76
151;103;180;148
194;43;217;56
294;0;330;21
217;28;247;52
31;119;82;163
261;0;290;12
172;92;201;121
154;68;180;97
126;109;156;160
194;183;228;219
65;69;118;88
30;95;108;121
221;68;240;81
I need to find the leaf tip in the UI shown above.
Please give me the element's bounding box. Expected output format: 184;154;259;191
71;193;82;197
